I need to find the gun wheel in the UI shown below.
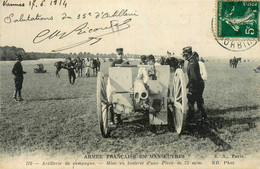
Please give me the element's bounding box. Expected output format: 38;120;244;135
172;69;188;134
97;72;110;138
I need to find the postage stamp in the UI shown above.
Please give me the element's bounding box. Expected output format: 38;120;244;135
217;0;259;39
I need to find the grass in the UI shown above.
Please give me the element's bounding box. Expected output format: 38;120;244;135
0;59;260;160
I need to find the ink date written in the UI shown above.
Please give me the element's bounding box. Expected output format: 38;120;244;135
2;0;68;10
32;18;132;52
29;0;68;10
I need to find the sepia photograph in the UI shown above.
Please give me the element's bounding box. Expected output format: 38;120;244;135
0;0;259;168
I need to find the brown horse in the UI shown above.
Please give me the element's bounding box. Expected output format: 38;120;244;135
160;56;184;71
54;61;67;78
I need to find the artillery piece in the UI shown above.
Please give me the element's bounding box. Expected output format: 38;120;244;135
97;64;187;137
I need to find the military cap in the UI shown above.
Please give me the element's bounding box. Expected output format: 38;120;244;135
182;46;192;55
116;48;123;52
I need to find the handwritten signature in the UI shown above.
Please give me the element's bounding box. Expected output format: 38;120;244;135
33;18;132;52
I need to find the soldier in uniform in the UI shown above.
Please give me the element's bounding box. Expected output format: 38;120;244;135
108;48;124;126
140;55;147;65
182;47;207;124
111;48;129;67
97;57;101;71
12;54;26;102
66;57;76;85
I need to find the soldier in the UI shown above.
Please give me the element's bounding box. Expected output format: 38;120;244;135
111;48;129;67
107;48;126;126
66;57;76;85
75;56;84;77
12;54;26;102
97;57;101;71
182;47;207;125
140;55;147;65
85;58;92;77
136;55;156;84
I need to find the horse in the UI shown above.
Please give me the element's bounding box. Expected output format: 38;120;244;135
230;57;241;68
54;61;67;78
229;59;233;67
75;57;84;77
160;56;184;71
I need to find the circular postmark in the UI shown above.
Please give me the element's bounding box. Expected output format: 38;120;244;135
211;18;258;52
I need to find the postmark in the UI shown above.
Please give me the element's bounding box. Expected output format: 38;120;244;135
213;0;259;51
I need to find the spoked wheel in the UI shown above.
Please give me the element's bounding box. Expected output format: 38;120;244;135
97;72;110;138
172;69;188;134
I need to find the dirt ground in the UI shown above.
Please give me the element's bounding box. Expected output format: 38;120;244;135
0;58;260;161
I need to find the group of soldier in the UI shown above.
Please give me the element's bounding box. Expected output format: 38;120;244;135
109;47;208;126
12;47;208;127
64;57;101;85
11;54;101;102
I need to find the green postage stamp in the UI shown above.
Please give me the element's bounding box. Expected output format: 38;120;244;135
217;0;259;38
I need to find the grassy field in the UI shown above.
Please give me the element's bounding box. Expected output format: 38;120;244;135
0;58;260;160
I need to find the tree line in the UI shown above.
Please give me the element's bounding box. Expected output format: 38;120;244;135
0;46;148;61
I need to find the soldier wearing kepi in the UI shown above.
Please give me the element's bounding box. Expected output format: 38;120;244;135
108;48;127;126
111;48;126;67
12;54;27;102
182;46;207;125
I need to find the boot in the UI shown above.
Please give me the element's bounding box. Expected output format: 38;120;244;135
18;90;23;101
187;105;196;125
13;91;18;102
198;103;208;123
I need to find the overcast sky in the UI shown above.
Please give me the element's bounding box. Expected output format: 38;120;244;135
1;0;259;59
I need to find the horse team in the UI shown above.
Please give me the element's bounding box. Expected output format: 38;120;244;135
54;57;101;79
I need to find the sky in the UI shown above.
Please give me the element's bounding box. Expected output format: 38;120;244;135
0;0;259;59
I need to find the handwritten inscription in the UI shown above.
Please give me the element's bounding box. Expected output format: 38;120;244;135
32;18;132;52
29;0;67;10
3;9;138;24
4;13;53;24
3;0;25;7
2;0;68;9
1;1;138;52
65;9;138;20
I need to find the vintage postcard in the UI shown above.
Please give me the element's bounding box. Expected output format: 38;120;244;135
0;0;259;169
